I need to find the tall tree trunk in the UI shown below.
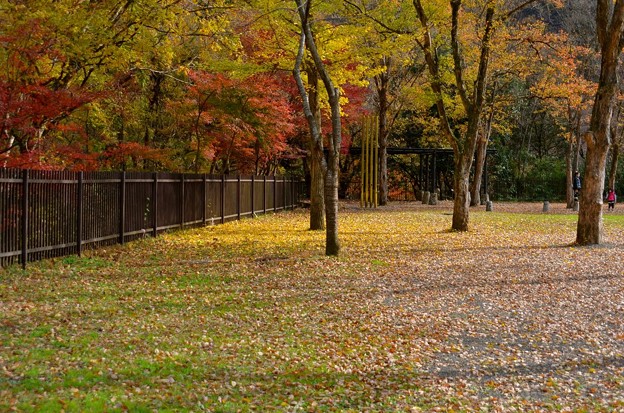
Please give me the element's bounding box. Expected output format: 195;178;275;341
577;137;609;243
470;83;495;207
453;155;472;229
325;150;340;255
607;107;622;191
376;62;390;206
574;112;583;172
414;0;495;232
566;135;575;208
576;0;624;245
307;66;325;230
608;141;619;190
309;139;326;230
294;0;342;255
470;137;486;207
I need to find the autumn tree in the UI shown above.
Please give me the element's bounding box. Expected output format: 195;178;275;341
607;97;624;192
576;0;624;245
293;0;345;255
0;20;95;169
529;41;595;208
409;0;499;230
175;70;295;174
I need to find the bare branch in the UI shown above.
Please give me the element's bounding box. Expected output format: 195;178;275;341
451;0;471;112
505;0;539;19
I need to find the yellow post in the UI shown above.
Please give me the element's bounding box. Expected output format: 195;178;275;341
373;116;379;208
366;116;371;207
360;115;380;208
360;118;366;208
360;116;379;208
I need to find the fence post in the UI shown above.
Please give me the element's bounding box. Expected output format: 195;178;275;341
152;172;158;237
119;171;126;245
77;172;83;257
251;175;255;217
283;176;287;211
274;175;277;212
237;174;241;221
181;174;185;228
221;175;226;224
21;169;29;269
203;174;207;226
263;175;267;214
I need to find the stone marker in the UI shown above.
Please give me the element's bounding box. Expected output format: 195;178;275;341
543;201;550;212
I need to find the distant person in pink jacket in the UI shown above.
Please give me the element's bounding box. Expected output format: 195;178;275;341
607;188;616;211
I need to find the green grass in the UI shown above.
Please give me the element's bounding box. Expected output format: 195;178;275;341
2;204;624;412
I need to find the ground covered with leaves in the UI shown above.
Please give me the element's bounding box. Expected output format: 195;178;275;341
2;201;624;412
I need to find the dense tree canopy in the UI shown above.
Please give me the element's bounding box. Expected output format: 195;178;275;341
1;0;622;240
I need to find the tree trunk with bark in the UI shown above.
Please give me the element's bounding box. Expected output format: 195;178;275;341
306;66;325;230
576;0;624;245
470;137;486;207
608;141;619;191
324;146;340;255
376;64;390;206
470;84;496;207
294;0;342;255
607;107;622;191
414;0;495;231
566;135;575;208
454;154;472;229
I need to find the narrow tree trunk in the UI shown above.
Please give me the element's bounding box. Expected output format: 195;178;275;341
294;0;342;255
376;65;390;206
323;83;342;255
574;118;582;172
307;66;325;230
309;140;326;230
453;155;472;230
608;141;619;190
324;152;340;255
566;136;574;208
470;83;496;207
470;135;487;206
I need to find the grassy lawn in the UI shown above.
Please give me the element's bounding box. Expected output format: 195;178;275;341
2;202;624;412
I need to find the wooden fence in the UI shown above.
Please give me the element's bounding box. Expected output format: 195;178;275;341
0;169;305;269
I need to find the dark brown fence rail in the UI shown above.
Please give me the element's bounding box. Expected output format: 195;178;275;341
0;169;305;269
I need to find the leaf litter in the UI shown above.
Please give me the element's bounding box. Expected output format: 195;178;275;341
1;201;624;412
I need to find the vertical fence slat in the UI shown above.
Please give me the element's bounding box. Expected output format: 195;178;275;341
77;172;83;257
283;176;287;211
119;171;126;245
237;174;241;221
152;172;158;237
263;176;267;214
181;174;185;228
273;175;277;212
21;170;28;269
203;174;207;226
221;175;226;224
251;175;255;217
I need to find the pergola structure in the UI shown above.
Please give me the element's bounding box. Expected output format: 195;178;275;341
348;147;495;200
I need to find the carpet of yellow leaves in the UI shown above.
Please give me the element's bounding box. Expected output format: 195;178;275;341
1;201;624;412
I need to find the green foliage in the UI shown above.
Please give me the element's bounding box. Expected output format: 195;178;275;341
491;150;567;201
